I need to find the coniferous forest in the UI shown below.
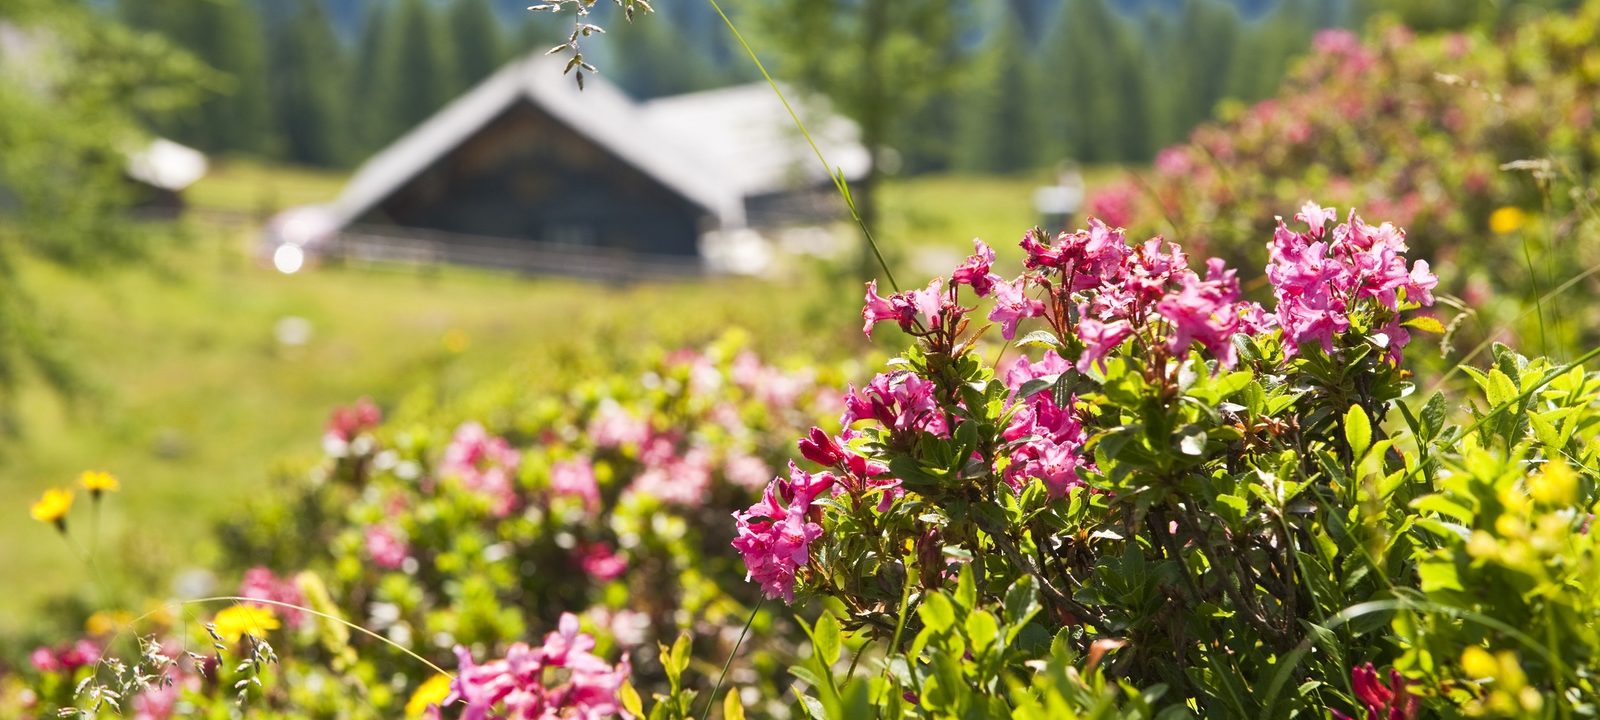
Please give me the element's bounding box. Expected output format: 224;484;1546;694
116;0;1355;171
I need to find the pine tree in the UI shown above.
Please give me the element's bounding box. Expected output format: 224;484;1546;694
448;0;508;97
1041;0;1143;164
391;0;455;127
1168;0;1243;137
270;0;349;166
608;12;729;98
351;1;398;153
956;10;1042;173
120;0;272;154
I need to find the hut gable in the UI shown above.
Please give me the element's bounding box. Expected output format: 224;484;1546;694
325;54;744;256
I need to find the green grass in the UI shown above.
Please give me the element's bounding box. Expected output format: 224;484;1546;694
0;167;1092;643
183;157;349;215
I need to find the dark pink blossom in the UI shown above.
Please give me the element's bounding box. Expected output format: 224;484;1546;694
731;466;834;603
1330;663;1418;720
1154;258;1243;367
1266;207;1436;361
1075;317;1134;374
576;543;627;582
951;239;1002;296
29;647;62;673
448;613;631;720
988;277;1045;340
841;371;948;438
798;426;847;467
1003;349;1071;388
1002;389;1091;496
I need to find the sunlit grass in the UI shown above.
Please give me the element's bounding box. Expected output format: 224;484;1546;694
0;167;1103;642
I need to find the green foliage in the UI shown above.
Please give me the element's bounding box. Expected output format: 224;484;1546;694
0;1;202;401
119;0;272;155
269;0;350;166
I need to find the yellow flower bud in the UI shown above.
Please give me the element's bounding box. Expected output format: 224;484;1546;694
29;488;74;531
1489;206;1528;235
1530;461;1577;507
1461;646;1498;679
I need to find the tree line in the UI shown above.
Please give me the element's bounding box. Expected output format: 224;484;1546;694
117;0;1358;172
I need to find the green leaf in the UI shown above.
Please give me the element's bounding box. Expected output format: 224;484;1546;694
1411;494;1475;523
1344;404;1371;458
619;681;645;718
1486;368;1517;407
1178;425;1208;456
955;563;977;610
966;610;999;657
1402;315;1446;334
1421;391;1447;440
723;688;746;720
1015;330;1061;350
813;613;842;667
1418;560;1464;593
1016;374;1062;401
920;592;956;632
1003;575;1041;627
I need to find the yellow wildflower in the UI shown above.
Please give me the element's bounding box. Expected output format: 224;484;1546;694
443;328;470;354
1489;206;1528;235
211;605;280;644
30;488;73;530
1461;646;1498;679
80;470;120;497
85;609;134;637
406;674;453;717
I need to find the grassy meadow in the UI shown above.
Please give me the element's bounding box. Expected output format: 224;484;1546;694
1;162;1065;642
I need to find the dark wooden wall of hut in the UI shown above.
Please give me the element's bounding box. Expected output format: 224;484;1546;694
358;100;707;257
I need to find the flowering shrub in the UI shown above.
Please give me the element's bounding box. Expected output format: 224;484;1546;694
1093;4;1600;359
10;221;1600;718
731;207;1600;718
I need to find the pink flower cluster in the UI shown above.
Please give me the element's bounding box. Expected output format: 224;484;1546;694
448;613;631;720
629;436;712;506
731;464;834;603
240;566;306;626
862;240;1004;338
441;422;523;518
365;525;411;570
1266;203;1437;362
1330;663;1419;720
1085;181;1138;229
576;543;627;582
549;457;600;513
586;403;650;450
29;639;100;674
1000;352;1092;495
325;397;382;443
1017;219;1264;372
842;371;948;439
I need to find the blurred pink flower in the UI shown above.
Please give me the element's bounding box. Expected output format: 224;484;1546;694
365;526;409;570
577;543;627;582
550;458;600;513
240;567;306;626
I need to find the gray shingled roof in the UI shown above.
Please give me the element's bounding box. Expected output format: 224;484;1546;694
640;82;871;199
326;54;748;230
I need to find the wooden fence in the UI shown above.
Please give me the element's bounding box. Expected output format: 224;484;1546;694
322;226;706;282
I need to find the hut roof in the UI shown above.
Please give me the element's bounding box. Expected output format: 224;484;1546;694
326;54;748;230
